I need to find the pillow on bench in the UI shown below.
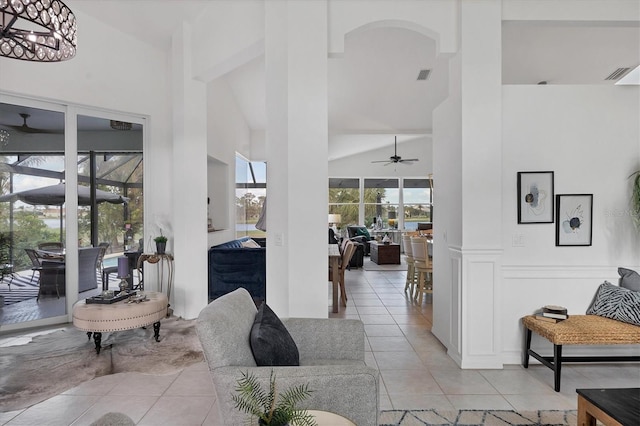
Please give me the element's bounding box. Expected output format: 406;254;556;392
586;281;640;326
619;267;640;292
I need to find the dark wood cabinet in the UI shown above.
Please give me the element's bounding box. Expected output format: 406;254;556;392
370;242;401;265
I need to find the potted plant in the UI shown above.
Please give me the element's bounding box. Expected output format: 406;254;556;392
154;233;168;254
232;370;317;426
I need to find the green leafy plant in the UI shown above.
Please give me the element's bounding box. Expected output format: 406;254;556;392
232;370;317;426
153;234;168;243
632;170;640;230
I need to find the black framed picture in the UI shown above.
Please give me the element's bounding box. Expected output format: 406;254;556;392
555;194;593;246
517;171;554;224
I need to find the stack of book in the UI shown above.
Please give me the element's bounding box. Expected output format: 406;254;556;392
534;305;568;323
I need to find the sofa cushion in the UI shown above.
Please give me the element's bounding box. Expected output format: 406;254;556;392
241;238;261;248
586;281;640;326
618;267;640;292
250;303;299;366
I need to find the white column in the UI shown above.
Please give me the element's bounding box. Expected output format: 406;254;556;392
265;0;329;318
171;22;209;319
457;0;503;368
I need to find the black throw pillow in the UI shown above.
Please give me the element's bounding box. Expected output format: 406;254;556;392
250;303;299;366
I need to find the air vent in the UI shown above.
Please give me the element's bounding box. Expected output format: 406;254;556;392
605;67;631;81
417;69;431;81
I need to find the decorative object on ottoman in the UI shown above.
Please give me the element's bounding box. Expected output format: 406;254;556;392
233;369;316;426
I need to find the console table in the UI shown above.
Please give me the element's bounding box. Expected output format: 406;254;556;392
576;388;640;426
370;241;401;265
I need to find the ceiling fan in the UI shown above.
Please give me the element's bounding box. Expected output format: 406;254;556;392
1;113;60;134
371;136;419;166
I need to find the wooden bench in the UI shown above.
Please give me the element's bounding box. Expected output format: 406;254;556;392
522;315;640;391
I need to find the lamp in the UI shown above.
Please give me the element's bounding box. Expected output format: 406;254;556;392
0;0;77;62
117;256;129;294
328;214;341;233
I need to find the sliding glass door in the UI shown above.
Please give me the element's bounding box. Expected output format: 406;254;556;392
0;97;144;330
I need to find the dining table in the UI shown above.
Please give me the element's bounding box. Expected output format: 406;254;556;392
328;243;341;313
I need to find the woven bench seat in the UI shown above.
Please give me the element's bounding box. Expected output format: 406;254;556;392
522;315;640;391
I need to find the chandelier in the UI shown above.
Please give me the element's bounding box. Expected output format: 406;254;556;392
0;0;77;62
110;120;132;131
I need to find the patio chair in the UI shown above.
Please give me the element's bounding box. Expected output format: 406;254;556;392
25;248;45;284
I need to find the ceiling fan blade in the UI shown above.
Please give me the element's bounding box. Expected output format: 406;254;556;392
371;160;391;163
399;158;419;163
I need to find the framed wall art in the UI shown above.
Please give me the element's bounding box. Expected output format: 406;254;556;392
517;171;554;224
555;194;593;246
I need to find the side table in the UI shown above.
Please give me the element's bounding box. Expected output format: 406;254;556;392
576;388;640;426
137;253;174;315
72;291;168;354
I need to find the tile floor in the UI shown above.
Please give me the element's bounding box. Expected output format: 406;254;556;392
1;267;639;425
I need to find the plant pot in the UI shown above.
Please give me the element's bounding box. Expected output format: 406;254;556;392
155;241;166;254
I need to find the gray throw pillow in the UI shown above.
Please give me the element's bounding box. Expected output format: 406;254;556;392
618;267;640;292
586;281;640;326
250;303;299;366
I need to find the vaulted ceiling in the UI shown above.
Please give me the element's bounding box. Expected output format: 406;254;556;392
4;2;639;162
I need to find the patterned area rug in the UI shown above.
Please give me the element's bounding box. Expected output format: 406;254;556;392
379;410;577;426
0;274;39;305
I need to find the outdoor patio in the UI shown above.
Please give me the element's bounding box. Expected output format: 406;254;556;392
0;260;139;326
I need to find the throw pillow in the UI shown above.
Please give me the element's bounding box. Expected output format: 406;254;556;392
586;281;640;326
241;238;261;248
250;303;299;366
618;267;640;292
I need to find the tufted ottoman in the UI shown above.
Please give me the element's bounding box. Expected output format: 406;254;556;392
73;291;168;354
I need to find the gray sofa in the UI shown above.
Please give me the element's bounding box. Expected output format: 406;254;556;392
195;288;379;425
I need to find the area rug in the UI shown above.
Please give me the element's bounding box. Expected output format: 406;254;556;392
379;409;577;426
0;274;39;306
0;316;203;412
363;258;407;272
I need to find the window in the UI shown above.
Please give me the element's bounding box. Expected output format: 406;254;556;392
235;156;266;238
328;178;360;227
364;178;399;228
327;176;432;231
402;178;432;230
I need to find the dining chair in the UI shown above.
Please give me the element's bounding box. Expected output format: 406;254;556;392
410;236;433;304
402;234;417;298
329;239;357;307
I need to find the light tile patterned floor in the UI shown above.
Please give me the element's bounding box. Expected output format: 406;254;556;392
1;267;639;425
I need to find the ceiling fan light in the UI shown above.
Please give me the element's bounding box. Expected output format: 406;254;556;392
110;120;132;131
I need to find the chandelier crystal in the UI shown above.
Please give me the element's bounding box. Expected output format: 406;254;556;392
0;129;9;146
0;0;77;62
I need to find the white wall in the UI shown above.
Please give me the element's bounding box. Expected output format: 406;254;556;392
207;78;253;247
0;9;175;319
431;51;462;353
501;85;640;363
